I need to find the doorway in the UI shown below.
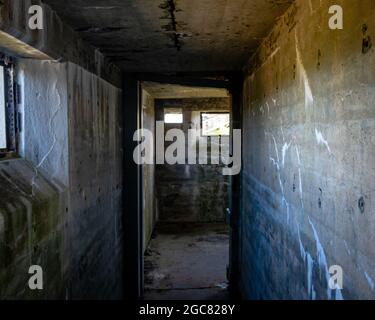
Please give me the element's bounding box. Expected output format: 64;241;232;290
142;86;232;299
122;75;242;300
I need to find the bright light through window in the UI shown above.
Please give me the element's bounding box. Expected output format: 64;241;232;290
164;108;183;124
201;113;230;136
0;66;6;149
165;113;183;124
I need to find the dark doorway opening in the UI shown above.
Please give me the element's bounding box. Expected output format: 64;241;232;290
122;74;242;300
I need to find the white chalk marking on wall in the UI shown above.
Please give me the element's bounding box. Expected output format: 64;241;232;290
297;224;317;300
315;128;333;154
295;32;314;107
253;47;280;75
270;157;277;167
268;133;290;223
271;135;280;162
280;118;287;143
309;217;329;272
297;224;306;262
358;263;375;292
343;240;351;256
36;84;61;168
307;253;316;300
364;272;375;291
308;216;344;300
266;102;271;118
295;145;304;203
336;288;344;300
293;143;343;300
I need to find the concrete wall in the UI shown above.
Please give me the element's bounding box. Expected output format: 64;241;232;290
0;159;66;299
0;1;123;300
0;0;121;86
0;60;69;299
240;0;375;300
18;60;69;185
0;59;123;299
66;62;123;299
155;98;230;223
142;90;157;249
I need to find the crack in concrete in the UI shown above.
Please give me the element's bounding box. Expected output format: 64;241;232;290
160;0;182;51
31;77;62;196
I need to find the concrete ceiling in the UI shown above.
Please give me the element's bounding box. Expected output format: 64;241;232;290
143;82;230;99
42;0;293;73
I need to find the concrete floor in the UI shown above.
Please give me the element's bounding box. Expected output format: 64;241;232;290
144;223;230;300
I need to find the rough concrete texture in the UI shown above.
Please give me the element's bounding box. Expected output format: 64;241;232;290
0;0;121;86
155;98;230;222
144;223;229;300
0;159;66;299
0;60;123;299
241;0;375;300
0;60;69;299
66;62;123;299
41;0;292;72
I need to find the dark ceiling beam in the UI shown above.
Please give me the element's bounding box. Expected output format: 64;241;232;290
134;73;237;90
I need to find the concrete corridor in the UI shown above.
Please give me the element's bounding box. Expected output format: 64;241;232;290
0;0;375;301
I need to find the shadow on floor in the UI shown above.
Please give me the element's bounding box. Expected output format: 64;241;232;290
144;222;230;300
